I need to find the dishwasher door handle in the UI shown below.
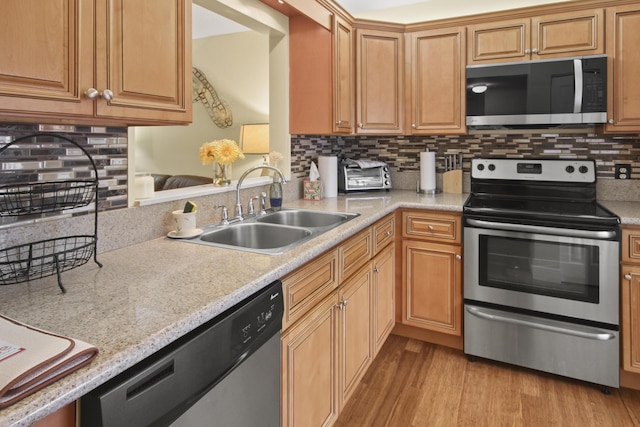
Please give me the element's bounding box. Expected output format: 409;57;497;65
465;305;617;341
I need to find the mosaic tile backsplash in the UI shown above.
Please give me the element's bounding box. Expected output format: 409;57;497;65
291;132;640;180
0;124;128;226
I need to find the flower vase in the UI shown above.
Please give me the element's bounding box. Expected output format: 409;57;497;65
213;162;231;186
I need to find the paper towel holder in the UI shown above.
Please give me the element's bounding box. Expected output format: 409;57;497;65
416;179;441;195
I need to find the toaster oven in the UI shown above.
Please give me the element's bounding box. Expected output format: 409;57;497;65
338;159;392;192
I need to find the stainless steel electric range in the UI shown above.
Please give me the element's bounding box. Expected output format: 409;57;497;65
463;158;621;389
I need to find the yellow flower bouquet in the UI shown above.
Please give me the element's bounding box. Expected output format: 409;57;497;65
199;139;244;186
199;139;245;166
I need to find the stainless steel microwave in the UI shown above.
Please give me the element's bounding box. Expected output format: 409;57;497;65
466;55;607;127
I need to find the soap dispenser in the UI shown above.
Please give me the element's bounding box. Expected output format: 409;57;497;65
269;177;283;211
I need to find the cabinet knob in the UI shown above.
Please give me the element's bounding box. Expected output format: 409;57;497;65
428;225;434;231
456;254;462;261
608;119;615;124
84;88;99;99
525;49;531;54
385;230;392;237
101;89;114;101
532;48;539;54
358;123;363;128
625;274;633;281
336;120;341;126
412;124;417;129
374;267;380;273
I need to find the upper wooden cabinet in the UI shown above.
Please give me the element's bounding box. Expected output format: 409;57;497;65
0;0;192;126
605;4;640;133
289;13;354;134
467;9;604;64
334;16;355;133
355;28;404;134
406;27;466;135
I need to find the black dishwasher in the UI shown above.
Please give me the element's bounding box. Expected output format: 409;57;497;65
81;280;283;427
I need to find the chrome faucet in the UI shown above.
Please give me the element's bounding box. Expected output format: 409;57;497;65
235;165;287;220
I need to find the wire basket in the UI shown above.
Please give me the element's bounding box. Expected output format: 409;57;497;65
0;180;96;216
0;236;97;292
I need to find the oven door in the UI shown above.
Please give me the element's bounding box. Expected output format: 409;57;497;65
464;219;619;326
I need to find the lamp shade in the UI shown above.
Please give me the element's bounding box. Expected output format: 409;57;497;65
239;123;269;154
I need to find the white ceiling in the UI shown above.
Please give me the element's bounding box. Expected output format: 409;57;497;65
193;0;576;38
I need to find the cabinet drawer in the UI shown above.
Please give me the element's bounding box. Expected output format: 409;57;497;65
282;249;338;330
373;214;395;255
623;227;640;264
402;210;461;243
338;227;373;283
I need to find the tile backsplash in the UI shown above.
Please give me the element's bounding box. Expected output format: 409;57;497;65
291;132;640;180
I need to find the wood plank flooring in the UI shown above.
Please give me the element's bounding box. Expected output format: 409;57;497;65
335;334;640;427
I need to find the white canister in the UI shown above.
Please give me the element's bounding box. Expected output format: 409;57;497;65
134;173;155;199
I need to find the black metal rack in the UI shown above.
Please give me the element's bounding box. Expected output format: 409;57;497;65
0;133;103;292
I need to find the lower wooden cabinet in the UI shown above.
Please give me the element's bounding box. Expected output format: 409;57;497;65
402;240;462;335
622;264;640;373
31;401;76;427
373;243;395;354
338;262;374;407
281;292;340;427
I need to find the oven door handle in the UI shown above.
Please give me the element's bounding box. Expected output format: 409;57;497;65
465;306;616;341
465;218;617;240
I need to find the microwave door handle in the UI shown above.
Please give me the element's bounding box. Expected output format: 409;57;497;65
574;59;583;114
465;218;617;239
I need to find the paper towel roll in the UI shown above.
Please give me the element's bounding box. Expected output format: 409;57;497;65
318;156;338;198
420;151;436;191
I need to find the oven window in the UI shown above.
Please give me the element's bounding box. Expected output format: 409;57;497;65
479;235;599;303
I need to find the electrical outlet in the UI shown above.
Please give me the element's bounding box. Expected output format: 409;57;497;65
615;163;632;179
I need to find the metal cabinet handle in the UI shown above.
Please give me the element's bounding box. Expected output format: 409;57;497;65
525;48;531;54
358;123;363;128
374;267;380;273
385;230;392;237
608;119;615;124
412;124;417;129
427;225;434;231
626;274;633;281
336;120;341;126
532;48;539;54
101;89;114;101
455;254;462;260
84;88;99;99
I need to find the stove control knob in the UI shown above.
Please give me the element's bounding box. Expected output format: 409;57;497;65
488;164;496;171
579;165;589;174
566;165;575;173
477;164;484;171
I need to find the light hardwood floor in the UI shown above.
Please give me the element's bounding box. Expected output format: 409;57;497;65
335;334;640;427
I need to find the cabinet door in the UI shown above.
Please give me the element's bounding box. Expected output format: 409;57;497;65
407;27;466;134
622;265;640;373
334;16;354;133
605;5;640;132
467;18;530;64
281;292;339;427
355;28;404;134
531;9;604;59
338;262;373;408
95;0;192;123
402;240;462;335
0;0;94;118
373;243;395;355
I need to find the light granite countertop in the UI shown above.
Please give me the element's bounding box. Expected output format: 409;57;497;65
0;191;638;426
0;191;467;427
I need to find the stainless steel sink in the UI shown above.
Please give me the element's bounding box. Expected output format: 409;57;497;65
256;209;359;228
183;209;360;255
199;223;311;251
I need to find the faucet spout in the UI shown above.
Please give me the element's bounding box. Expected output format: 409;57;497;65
235;165;287;220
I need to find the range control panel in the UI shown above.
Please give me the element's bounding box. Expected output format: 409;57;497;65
471;158;596;183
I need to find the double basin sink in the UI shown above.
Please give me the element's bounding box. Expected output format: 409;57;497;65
184;208;360;255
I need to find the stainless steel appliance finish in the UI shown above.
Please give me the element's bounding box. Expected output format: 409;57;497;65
338;159;392;192
81;280;284;427
466;55;607;127
463;158;620;388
